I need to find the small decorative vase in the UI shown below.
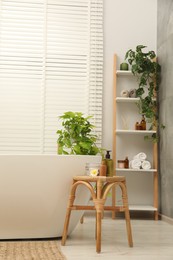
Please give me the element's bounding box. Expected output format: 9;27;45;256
120;62;129;70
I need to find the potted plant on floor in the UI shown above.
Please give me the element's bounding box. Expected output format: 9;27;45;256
125;45;163;142
57;111;101;155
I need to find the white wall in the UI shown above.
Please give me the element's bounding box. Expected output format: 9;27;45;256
103;0;157;150
102;0;157;207
157;0;173;219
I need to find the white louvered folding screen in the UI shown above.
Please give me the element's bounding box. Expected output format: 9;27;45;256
0;0;103;154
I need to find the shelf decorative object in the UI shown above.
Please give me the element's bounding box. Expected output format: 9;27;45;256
120;62;129;70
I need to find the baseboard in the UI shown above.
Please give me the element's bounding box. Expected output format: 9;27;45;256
159;214;173;225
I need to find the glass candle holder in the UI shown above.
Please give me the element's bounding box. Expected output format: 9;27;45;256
85;163;100;176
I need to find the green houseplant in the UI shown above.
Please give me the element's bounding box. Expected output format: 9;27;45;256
57;111;101;155
125;45;162;141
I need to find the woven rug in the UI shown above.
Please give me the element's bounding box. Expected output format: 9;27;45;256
0;241;66;260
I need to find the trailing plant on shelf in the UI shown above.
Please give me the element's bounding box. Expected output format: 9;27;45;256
125;45;163;142
57;111;101;155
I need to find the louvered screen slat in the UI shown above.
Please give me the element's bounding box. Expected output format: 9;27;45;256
0;0;103;154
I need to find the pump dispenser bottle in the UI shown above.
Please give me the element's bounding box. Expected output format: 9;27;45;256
124;156;129;168
140;114;146;130
99;160;107;176
105;150;114;177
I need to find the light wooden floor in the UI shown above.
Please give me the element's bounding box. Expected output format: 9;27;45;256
60;215;173;260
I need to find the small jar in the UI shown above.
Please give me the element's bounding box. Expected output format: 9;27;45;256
135;122;142;130
117;160;125;169
137;124;143;130
135;122;139;130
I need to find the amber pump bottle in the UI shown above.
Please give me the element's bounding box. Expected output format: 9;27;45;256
99;160;107;176
140;114;146;130
104;150;114;177
124;156;129;168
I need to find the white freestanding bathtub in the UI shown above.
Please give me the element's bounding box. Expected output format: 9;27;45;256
0;155;101;239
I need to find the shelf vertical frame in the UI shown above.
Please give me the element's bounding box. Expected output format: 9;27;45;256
153;130;159;220
112;54;117;219
112;53;159;220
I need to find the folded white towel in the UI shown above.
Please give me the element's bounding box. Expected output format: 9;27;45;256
141;160;151;170
130;159;142;169
134;152;147;161
120;89;129;97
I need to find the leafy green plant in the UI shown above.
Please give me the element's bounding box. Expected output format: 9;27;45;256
57;111;101;155
125;45;162;141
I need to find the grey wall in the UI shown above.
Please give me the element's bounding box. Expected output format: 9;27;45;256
157;0;173;219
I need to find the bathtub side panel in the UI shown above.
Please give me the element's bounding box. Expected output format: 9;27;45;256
0;155;101;239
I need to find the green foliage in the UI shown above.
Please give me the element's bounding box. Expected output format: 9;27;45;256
144;133;158;143
125;45;161;92
57;111;101;155
125;45;163;141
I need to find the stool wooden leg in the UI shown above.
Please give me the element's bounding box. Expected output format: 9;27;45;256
95;179;104;253
80;215;84;224
61;192;76;246
95;212;97;240
96;211;102;253
124;207;133;247
61;207;72;246
120;181;133;247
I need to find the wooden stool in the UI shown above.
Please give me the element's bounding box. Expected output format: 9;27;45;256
61;176;133;253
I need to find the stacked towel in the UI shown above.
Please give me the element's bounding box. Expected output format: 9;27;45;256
141;160;151;170
130;159;142;170
133;152;147;161
130;152;151;170
120;89;129;97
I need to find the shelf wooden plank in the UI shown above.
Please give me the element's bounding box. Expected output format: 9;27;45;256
115;204;157;211
116;70;133;76
116;97;156;103
128;205;157;211
116;97;139;102
116;168;157;173
116;130;156;134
